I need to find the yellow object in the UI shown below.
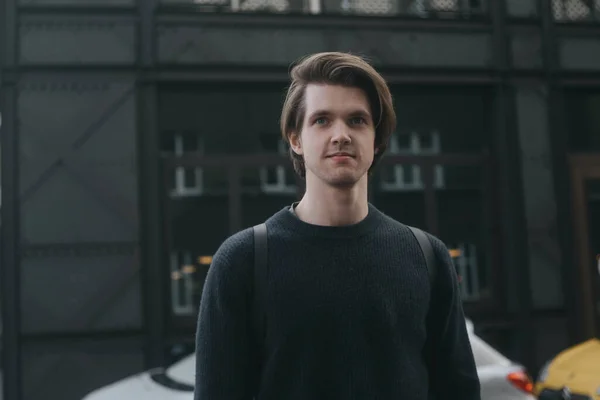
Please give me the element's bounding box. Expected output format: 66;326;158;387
534;338;600;399
449;248;462;258
198;256;213;265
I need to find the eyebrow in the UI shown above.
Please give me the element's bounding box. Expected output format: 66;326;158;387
308;109;372;120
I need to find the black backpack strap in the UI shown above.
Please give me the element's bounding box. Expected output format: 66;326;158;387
408;225;441;395
253;223;268;343
408;226;436;286
252;223;268;393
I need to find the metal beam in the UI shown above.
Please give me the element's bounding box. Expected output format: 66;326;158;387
138;83;166;369
1;0;21;397
503;85;536;369
162;152;486;169
138;0;165;370
540;0;580;346
153;67;501;85
492;0;534;371
1;69;23;400
155;6;491;31
17;5;137;16
139;0;156;68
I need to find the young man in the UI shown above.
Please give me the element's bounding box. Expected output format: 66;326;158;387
194;52;481;399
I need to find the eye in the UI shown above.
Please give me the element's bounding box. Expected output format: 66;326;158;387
314;117;328;125
349;116;367;125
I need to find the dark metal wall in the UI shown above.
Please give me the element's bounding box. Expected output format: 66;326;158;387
1;0;599;399
3;0;147;399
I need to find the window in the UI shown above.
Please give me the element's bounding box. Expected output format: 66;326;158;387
436;164;491;301
159;85;498;326
322;0;486;15
552;0;600;22
379;131;444;192
565;91;600;152
169;132;205;198
259;138;297;195
163;0;486;16
372;86;495;305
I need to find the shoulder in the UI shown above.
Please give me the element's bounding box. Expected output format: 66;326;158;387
214;227;254;262
205;227;255;288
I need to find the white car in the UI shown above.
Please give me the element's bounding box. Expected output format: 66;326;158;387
82;321;535;400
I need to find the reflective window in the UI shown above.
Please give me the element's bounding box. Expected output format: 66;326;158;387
161;0;487;16
373;87;494;303
160;85;496;324
552;0;600;22
506;0;538;18
565;91;600;152
164;165;231;316
436;164;491;301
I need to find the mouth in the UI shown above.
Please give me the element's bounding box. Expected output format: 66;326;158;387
327;152;354;158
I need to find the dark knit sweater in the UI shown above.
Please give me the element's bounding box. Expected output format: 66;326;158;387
194;204;481;400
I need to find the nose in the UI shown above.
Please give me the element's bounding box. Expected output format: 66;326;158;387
330;122;351;145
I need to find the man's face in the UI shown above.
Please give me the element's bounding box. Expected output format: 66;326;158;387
289;84;376;188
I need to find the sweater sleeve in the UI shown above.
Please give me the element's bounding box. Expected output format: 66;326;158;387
426;235;481;400
194;229;256;400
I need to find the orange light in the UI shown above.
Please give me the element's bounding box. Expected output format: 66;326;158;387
449;248;462;258
507;371;533;394
198;256;213;265
182;265;196;274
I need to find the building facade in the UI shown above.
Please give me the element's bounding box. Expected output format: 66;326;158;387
1;0;600;399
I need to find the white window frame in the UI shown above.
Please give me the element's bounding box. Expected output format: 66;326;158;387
170;250;196;316
170;133;204;198
259;140;297;195
380;131;445;192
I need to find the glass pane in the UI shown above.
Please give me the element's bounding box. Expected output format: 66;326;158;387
506;0;537;18
241;165;299;228
370;166;426;229
391;87;491;153
565;92;600;152
585;178;600;333
159;85;286;155
436;164;490;302
165;166;230;317
552;0;600;22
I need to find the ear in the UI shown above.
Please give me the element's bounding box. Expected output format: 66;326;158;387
289;131;303;155
374;145;380;154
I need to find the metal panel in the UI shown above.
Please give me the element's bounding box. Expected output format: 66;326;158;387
515;86;564;309
138;83;167;369
1;80;23;400
21;248;142;334
19;16;136;65
158;25;492;68
20;0;133;4
22;336;144;400
1;0;22;398
159;0;489;16
18;79;138;243
559;37;600;70
511;30;543;69
505;0;538;18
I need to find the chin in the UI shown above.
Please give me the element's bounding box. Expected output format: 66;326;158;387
307;166;368;188
325;173;364;188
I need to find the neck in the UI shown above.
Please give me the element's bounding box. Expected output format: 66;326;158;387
295;175;369;226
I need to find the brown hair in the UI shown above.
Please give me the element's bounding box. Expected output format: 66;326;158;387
280;52;396;178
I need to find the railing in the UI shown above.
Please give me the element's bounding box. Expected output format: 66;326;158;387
162;0;487;17
552;0;600;22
